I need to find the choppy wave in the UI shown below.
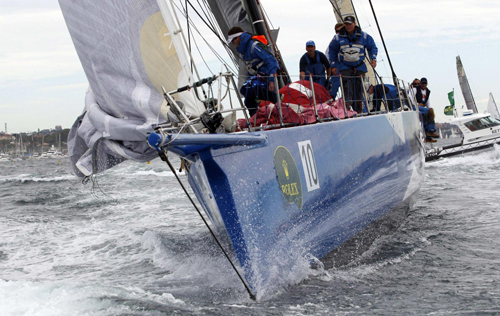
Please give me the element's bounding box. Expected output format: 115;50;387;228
2;150;500;314
0;174;74;183
0;279;187;316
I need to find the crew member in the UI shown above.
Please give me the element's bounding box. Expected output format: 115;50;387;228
414;77;439;142
328;16;378;113
299;40;331;87
227;26;279;116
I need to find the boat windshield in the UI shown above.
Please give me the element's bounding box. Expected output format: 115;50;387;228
464;116;500;131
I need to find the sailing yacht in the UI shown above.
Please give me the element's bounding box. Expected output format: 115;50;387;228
426;56;500;161
60;0;424;297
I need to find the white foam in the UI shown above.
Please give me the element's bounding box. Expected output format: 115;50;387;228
0;174;74;183
0;280;184;315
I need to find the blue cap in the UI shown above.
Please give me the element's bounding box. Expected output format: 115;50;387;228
306;40;315;47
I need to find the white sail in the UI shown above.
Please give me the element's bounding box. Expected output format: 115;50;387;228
456;56;478;114
330;0;355;20
59;0;205;177
487;93;500;119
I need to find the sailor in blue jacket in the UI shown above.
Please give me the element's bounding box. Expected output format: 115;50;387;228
227;26;279;116
299;40;331;87
366;83;400;112
328;16;378;113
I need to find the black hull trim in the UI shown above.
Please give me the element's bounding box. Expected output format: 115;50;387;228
426;140;500;162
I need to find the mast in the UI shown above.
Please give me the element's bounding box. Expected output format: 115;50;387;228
368;0;397;82
245;0;266;36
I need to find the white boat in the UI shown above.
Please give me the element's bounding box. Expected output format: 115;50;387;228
426;57;500;161
45;145;62;158
60;0;424;297
0;153;9;162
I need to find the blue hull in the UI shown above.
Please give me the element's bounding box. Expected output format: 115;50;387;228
152;111;424;296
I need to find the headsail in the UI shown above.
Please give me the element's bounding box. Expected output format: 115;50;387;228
59;0;205;177
487;93;500;119
456;55;478;114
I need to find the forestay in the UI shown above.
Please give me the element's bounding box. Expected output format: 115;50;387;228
60;0;204;177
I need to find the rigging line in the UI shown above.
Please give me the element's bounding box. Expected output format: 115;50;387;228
186;17;238;74
172;1;239;72
254;1;290;84
191;32;215;75
182;1;221;40
258;1;274;30
198;0;220;34
196;0;238;66
190;0;218;38
184;0;193;73
195;0;240;67
170;3;233;68
368;0;397;81
162;153;256;301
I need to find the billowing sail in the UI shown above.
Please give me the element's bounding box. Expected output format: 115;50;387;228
456;56;478;114
487;93;500;119
59;0;205;177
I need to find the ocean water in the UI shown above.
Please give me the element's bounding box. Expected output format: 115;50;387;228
1;145;500;315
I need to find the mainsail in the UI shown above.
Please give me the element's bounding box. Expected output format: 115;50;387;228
456;55;478;114
59;0;206;177
487;93;500;119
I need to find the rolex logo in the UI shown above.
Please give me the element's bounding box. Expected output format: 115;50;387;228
274;146;303;210
282;159;289;179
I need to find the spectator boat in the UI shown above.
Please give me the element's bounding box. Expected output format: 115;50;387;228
426;57;500;161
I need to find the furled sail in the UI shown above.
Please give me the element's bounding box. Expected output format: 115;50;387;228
59;0;205;177
456;56;478;114
487;93;500;119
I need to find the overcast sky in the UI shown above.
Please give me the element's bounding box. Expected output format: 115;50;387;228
1;0;499;133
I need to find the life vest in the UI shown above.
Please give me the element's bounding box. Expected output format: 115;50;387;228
304;51;326;86
338;27;366;67
244;35;272;76
333;26;376;71
416;87;431;106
